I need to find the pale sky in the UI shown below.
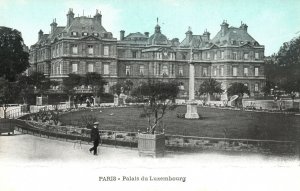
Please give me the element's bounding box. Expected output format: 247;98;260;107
0;0;299;56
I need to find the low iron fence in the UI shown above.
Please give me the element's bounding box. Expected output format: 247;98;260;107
2;118;297;155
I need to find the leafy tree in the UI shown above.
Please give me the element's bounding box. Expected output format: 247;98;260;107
227;83;250;97
62;73;83;104
0;78;20;118
110;82;123;97
28;72;56;97
83;72;107;99
123;80;133;95
16;74;35;104
199;78;223;101
227;83;250;107
132;81;179;134
265;35;300;94
0;27;29;81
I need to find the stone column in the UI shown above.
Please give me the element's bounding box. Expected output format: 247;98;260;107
185;49;199;119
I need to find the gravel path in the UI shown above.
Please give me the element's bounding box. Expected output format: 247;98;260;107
0;132;299;191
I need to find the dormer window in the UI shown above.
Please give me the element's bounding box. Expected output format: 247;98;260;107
82;32;88;36
240;41;244;44
71;32;78;36
93;33;99;37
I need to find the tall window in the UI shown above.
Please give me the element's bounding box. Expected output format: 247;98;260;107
203;67;208;77
72;63;78;73
56;64;60;75
207;52;210;59
244;67;249;76
255;52;259;60
220;66;224;76
139;65;144;75
214;53;217;60
88;45;94;55
59;63;62;74
103;64;109;74
170;53;175;60
244;53;249;60
213;67;217;76
132;51;137;58
232;52;237;60
254;67;259;76
171;64;175;75
72;44;78;54
233;67;237;76
179;66;183;76
255;83;259;92
126;65;130;75
162;65;168;75
104;46;109;56
221;51;224;59
88;63;94;72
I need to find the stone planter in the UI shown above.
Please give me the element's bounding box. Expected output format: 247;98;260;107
138;133;165;158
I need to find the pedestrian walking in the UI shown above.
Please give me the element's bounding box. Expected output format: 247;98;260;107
89;122;100;155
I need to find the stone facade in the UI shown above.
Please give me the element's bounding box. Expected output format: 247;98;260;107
29;9;265;97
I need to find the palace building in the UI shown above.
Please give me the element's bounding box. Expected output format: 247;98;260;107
29;9;266;98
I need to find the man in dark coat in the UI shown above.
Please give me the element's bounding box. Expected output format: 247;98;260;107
89;122;100;155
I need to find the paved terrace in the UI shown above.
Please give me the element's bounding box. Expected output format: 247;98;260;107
0;132;299;191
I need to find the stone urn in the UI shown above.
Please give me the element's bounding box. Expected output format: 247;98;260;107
138;132;165;158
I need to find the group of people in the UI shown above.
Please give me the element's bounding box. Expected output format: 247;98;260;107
73;95;95;108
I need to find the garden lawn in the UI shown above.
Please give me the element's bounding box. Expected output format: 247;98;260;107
59;106;300;141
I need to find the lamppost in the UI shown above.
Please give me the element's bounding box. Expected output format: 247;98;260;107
185;46;199;119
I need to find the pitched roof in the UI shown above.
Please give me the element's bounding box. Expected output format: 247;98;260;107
125;32;148;39
63;16;107;37
211;27;258;46
180;35;206;48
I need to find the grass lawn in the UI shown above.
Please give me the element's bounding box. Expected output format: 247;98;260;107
59;106;300;141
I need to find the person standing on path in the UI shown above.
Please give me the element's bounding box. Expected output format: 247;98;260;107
89;122;100;155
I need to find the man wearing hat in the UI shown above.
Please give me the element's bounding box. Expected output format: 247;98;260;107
89;121;100;155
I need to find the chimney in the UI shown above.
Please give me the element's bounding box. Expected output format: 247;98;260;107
120;30;125;40
203;29;210;41
66;8;74;27
220;20;229;37
50;18;57;34
38;30;43;41
94;9;102;25
240;21;248;32
185;27;193;42
144;32;149;37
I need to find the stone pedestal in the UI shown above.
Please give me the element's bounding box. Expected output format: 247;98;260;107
185;53;199;119
185;100;199;119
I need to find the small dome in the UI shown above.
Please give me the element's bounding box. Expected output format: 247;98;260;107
148;24;168;45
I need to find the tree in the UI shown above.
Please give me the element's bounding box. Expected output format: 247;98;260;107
0;78;20;118
110;82;123;97
16;74;35;104
227;83;250;107
28;72;56;97
62;73;83;104
265;35;300;94
0;27;29;81
83;72;107;100
132;81;180;134
199;78;223;101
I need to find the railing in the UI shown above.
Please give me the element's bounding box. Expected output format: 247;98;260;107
4;118;297;155
2;104;299;155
